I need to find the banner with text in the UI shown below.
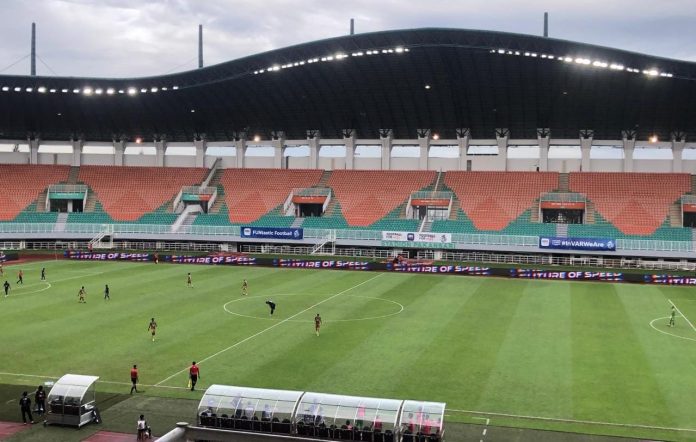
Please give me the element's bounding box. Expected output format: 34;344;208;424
381;231;452;244
241;227;304;240
539;236;616;251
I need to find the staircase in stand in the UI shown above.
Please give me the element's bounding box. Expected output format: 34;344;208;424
449;199;461;220
35;190;48;212
556;223;569;238
317;170;332;187
530;199;541;222
419;219;433;232
84;189;98;212
323;195;339;216
55;212;68;232
176;213;198;232
558;173;570;192
291;217;305;228
669;202;683;227
585;201;596;224
434;171;444;191
68;166;80;184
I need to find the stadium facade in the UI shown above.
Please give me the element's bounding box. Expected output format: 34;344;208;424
1;28;696;263
0;28;694;173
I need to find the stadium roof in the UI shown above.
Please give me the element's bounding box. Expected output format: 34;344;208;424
1;28;695;142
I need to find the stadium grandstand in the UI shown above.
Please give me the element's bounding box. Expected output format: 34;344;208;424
1;28;696;256
2;26;696;442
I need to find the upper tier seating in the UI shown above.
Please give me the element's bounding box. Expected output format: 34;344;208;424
221;169;323;224
444;172;558;231
569;173;691;235
0;165;69;221
328;170;436;226
78;166;206;221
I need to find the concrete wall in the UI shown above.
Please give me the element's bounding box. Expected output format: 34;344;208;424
3;138;695;173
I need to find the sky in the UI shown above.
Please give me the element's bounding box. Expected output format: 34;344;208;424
0;0;694;78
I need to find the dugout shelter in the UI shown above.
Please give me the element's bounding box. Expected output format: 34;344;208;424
45;374;99;428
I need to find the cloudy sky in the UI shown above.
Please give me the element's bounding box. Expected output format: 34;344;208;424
0;0;694;78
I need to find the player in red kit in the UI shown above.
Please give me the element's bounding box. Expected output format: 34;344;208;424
189;361;200;391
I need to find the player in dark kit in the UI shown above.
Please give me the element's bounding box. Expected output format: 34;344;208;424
669;305;676;327
148;318;157;342
19;391;33;424
104;284;110;301
266;300;276;316
130;364;139;394
315;314;322;336
189;362;200;391
3;280;9;297
40;267;45;280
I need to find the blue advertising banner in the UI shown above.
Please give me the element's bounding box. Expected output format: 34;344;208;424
241;226;303;240
539;236;616;251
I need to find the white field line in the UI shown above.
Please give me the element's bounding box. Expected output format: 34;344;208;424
0;371;189;392
668;299;696;333
649;317;696;342
155;273;384;386
447;408;696;433
3;370;694;434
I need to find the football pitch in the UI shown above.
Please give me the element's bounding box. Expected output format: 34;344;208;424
1;259;696;441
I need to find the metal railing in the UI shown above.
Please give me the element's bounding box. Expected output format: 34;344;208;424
48;184;88;194
293;187;331;197
681;195;696;204
0;223;693;253
181;186;217;195
410;190;452;200
540;192;586;202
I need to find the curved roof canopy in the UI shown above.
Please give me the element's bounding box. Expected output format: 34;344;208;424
0;28;695;142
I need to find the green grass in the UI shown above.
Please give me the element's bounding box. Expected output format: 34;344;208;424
1;260;696;441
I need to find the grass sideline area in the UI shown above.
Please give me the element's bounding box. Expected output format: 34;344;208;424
0;259;695;441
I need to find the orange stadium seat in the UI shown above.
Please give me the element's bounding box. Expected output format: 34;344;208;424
569;172;690;235
444;172;558;230
78;166;207;221
328;170;436;226
221;169;323;223
0;164;70;221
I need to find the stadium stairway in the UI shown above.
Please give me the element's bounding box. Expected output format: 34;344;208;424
55;213;68;232
556;223;568;238
291;217;305;228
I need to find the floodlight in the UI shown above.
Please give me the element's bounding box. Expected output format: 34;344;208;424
649;135;658;143
25;87;33;92
1;86;9;91
432;133;440;140
106;88;115;95
49;88;56;93
253;135;261;142
83;87;93;95
135;137;142;144
424;84;431;90
13;87;20;92
95;88;103;95
37;86;46;93
127;87;137;95
140;88;147;93
151;87;158;92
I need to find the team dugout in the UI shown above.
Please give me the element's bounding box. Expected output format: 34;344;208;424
197;385;302;434
45;374;100;428
295;392;401;441
197;385;445;441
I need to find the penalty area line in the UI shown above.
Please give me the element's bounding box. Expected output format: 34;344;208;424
155;273;384;387
668;299;696;333
447;408;696;433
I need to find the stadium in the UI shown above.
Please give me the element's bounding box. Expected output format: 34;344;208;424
0;25;696;442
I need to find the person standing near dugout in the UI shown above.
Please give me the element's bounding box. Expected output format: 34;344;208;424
130;364;139;394
189;361;200;391
3;280;9;297
19;391;34;424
